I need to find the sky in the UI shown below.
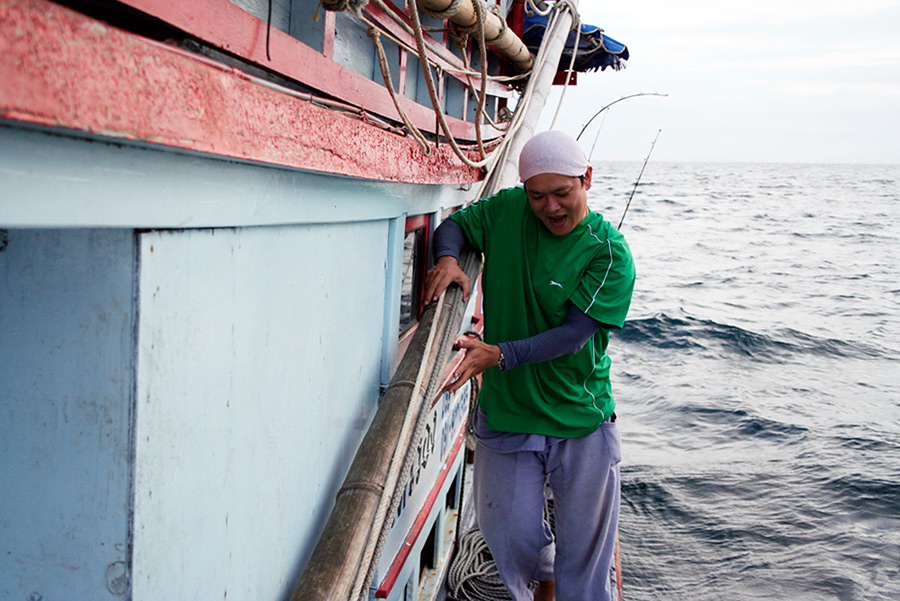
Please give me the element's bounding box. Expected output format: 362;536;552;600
535;0;900;164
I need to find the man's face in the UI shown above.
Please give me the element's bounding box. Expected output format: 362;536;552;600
524;167;592;236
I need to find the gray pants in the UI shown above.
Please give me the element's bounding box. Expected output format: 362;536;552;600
473;413;621;601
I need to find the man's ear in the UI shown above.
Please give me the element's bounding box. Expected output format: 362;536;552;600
583;166;593;191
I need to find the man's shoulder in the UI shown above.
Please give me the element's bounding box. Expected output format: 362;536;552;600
489;185;527;205
585;213;628;245
452;186;528;229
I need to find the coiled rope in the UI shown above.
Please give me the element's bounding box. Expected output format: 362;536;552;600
447;529;512;601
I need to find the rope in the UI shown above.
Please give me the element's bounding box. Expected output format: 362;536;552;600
406;0;491;169
361;0;520;158
484;3;509;44
525;0;553;17
368;26;432;155
467;0;488;158
369;0;529;83
447;3;513;136
474;0;576;199
447;529;512;601
350;291;451;601
446;493;557;601
357;248;481;599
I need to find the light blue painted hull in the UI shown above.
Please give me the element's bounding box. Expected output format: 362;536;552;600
0;123;476;600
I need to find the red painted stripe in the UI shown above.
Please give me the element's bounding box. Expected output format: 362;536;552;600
0;0;484;184
375;428;466;598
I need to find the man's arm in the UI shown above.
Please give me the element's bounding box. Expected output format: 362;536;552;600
498;304;602;371
445;304;602;392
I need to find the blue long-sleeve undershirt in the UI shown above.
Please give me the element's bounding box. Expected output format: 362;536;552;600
433;218;602;370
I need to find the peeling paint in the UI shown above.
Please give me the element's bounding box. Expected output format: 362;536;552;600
105;561;128;597
0;0;486;184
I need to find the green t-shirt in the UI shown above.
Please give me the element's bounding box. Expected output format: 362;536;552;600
450;186;635;437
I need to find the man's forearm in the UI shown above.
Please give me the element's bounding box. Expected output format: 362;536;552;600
498;304;601;370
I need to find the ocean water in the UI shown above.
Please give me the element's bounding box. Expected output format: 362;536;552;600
589;162;900;601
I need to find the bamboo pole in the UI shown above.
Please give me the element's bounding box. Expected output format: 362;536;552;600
419;0;534;71
290;249;481;601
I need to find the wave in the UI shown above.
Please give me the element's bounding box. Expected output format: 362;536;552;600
615;313;885;361
684;406;810;442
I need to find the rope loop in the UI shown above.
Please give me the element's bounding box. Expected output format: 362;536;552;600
553;0;581;30
420;0;464;21
484;2;508;43
447;20;475;52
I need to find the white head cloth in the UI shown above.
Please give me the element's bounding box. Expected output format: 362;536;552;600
518;130;589;183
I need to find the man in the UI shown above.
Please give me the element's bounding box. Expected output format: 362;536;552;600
424;130;635;601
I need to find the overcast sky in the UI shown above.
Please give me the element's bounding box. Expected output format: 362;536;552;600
536;0;900;164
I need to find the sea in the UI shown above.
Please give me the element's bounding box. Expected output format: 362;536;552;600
588;162;900;601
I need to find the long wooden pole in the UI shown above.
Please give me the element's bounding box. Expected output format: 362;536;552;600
289;249;480;601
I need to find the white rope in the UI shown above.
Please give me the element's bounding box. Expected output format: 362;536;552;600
466;0;489;158
406;0;492;169
474;0;576;198
447;530;513;601
349;291;450;601
526;0;554;17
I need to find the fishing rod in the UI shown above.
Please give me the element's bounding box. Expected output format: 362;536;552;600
587;110;608;162
576;92;668;141
618;129;661;229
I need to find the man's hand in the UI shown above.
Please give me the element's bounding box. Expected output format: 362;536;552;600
444;335;501;394
424;256;471;306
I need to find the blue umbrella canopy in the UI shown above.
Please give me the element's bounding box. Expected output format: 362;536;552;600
522;12;630;72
